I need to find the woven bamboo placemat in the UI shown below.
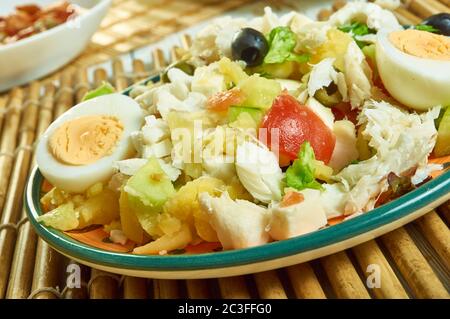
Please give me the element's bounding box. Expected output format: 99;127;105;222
0;0;449;299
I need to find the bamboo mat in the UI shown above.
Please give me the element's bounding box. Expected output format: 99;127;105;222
67;0;259;69
0;0;450;299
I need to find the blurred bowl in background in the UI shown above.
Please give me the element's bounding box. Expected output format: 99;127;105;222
0;0;111;92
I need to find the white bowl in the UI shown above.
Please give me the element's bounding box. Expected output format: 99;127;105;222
0;0;111;92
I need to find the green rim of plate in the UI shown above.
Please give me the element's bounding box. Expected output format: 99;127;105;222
24;74;450;271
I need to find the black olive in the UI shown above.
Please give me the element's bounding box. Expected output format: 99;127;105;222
231;28;269;67
422;13;450;36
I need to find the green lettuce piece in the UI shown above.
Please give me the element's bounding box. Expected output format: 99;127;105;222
408;24;439;33
82;81;115;101
228;106;263;123
285;142;324;191
264;26;310;64
338;22;376;48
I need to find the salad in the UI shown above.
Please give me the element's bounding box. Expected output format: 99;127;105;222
0;1;79;45
35;1;450;255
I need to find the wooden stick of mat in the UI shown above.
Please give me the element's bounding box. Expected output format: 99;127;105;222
352;240;409;299
1;82;40;299
113;59;129;91
89;269;120;299
170;46;181;63
93;69;109;87
152;48;166;72
132;59;147;83
30;241;65;299
0;88;23;218
0;95;7;139
54;68;75;118
321;251;371;299
8;84;54;299
394;7;422;24
74;69;90;104
123;277;148;299
332;0;348;11
218;276;251;299
414;211;450;271
405;0;441;19
381;227;449;298
0;88;24;298
180;34;192;52
5;219;38;299
438;203;450;225
425;0;450;13
153;279;180;298
285;263;327;299
253;271;287;299
186;280;212;299
28;83;68;299
437;0;450;8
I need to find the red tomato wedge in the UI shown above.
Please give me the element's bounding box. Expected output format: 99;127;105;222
260;93;336;164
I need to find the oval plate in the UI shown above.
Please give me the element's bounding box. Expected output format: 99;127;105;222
24;2;450;276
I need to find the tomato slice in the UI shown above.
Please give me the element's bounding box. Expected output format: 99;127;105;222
260;93;336;164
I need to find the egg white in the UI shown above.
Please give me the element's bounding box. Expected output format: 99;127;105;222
376;30;450;111
36;93;144;193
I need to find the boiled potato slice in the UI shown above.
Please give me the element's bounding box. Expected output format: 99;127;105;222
77;189;119;228
133;224;192;255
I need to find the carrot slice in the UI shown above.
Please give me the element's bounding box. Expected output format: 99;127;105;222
66;228;135;253
327;215;346;226
41;179;53;193
280;191;304;208
206;88;245;112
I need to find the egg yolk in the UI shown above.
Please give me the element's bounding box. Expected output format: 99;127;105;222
389;29;450;61
49;115;124;166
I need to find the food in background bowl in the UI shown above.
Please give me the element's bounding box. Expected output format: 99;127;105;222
34;1;449;256
0;1;82;45
0;0;111;92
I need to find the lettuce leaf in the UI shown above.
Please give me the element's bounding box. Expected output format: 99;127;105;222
285;142;323;191
405;24;439;33
82;81;115;101
338;22;376;48
264;27;310;64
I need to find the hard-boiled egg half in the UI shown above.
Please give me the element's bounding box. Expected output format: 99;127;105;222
376;29;450;111
36;93;144;193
